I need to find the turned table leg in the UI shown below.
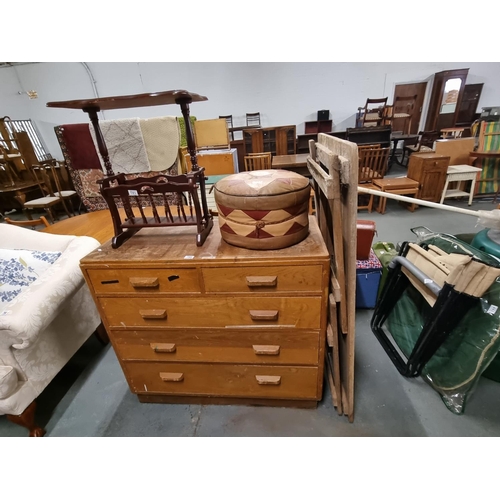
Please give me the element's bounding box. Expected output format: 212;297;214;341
6;400;46;437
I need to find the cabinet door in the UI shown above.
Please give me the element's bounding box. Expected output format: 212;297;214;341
276;126;296;155
262;128;276;154
419;159;449;202
456;83;484;126
243;129;264;155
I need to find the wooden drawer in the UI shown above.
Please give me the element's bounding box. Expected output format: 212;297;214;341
87;268;200;294
202;265;323;293
112;329;319;365
125;361;319;400
100;296;322;329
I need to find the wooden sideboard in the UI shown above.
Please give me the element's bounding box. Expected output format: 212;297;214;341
243;126;296;156
80;217;330;408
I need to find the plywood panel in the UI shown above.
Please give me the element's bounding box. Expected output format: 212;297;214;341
185;149;237;175
194;119;230;149
434;138;475;166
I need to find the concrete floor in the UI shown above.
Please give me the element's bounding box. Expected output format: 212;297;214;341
2;164;500;437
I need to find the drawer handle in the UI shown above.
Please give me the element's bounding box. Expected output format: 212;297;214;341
139;309;167;319
249;310;279;321
246;276;278;287
256;375;281;385
130;277;159;288
160;372;184;382
252;345;280;355
150;343;176;353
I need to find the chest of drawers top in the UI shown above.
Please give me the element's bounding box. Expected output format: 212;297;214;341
80;217;329;269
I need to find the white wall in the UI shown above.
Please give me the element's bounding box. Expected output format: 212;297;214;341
1;62;499;159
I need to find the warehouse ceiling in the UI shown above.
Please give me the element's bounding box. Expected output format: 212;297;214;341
0;62;38;68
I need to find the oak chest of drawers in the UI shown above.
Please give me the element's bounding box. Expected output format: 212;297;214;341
80;217;330;408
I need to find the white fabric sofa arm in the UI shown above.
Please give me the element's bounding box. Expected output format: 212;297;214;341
0;235;100;349
1;224;77;253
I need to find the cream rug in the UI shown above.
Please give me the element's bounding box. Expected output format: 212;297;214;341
89;118;151;175
139;116;180;172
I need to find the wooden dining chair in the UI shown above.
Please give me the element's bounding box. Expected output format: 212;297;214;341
392;94;417;134
5;216;51;229
244;154;271;171
402;130;439;165
23;165;69;222
219;115;234;141
357;146;390;212
246;112;261;127
361;98;388;127
47;160;80;215
248;151;272;163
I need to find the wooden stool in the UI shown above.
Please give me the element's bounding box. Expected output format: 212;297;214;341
372;177;420;214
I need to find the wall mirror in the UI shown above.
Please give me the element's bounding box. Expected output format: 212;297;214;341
440;78;463;114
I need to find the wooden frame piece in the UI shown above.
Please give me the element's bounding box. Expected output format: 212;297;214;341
307;134;358;422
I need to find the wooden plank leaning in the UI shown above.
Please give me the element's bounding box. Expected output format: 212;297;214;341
313;134;358;423
308;140;348;334
327;294;343;415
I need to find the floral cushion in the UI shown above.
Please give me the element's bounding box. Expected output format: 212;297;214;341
0;249;61;307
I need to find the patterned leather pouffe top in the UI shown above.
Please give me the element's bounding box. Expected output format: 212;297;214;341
214;169;311;250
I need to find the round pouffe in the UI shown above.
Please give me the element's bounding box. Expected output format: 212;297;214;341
214;169;311;250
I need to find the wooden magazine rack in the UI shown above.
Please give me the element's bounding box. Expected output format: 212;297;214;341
47;90;213;248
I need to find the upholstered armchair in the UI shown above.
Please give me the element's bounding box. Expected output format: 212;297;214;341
0;224;105;436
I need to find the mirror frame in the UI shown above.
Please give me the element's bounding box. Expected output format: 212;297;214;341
424;68;469;132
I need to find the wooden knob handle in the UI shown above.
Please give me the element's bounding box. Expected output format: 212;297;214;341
249;310;279;321
130;277;159;288
246;276;278;287
159;372;184;382
150;343;176;353
252;345;280;355
256;375;281;385
139;309;167;319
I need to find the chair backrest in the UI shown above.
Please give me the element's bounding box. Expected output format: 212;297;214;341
219;115;233;128
246;112;261;127
357;144;381;152
358;146;390;183
418;130;439;150
30;165;56;197
5;216;50;228
219;115;234;141
248;152;272;160
363;98;388;127
13;130;39;170
46;161;69;196
393;95;417;116
244;154;271;171
404;136;420;148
